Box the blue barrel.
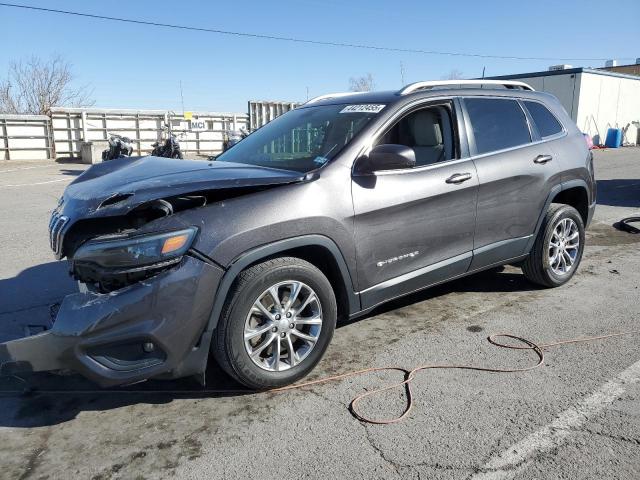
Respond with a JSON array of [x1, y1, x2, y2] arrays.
[[605, 128, 622, 148]]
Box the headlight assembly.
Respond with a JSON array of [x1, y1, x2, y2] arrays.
[[73, 227, 198, 272]]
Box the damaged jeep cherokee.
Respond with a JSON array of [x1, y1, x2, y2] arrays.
[[0, 80, 596, 389]]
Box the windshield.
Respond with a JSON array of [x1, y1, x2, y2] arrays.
[[216, 104, 385, 173]]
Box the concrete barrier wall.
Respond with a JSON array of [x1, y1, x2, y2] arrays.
[[0, 114, 52, 160], [51, 108, 249, 159]]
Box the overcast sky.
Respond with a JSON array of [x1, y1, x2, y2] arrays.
[[1, 0, 638, 113]]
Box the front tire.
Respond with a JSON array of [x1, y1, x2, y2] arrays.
[[212, 257, 337, 389], [522, 204, 585, 287]]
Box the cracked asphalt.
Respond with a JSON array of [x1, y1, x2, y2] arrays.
[[0, 149, 639, 479]]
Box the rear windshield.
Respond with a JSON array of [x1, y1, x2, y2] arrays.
[[216, 104, 384, 173]]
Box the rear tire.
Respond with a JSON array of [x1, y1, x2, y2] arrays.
[[212, 257, 337, 389], [522, 204, 585, 287]]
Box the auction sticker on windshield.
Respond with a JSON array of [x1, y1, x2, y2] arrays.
[[340, 104, 386, 114]]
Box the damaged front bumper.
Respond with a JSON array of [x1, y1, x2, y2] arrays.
[[0, 256, 223, 387]]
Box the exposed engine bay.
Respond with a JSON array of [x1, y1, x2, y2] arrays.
[[51, 156, 307, 292]]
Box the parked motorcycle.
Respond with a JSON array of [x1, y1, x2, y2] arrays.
[[151, 127, 184, 159], [223, 127, 250, 152], [101, 134, 134, 161]]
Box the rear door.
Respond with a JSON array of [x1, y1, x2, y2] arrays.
[[462, 97, 564, 269], [352, 99, 478, 309]]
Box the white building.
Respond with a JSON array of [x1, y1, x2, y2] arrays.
[[489, 67, 640, 145]]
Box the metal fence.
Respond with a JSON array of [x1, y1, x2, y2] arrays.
[[0, 114, 52, 160], [248, 101, 299, 131], [51, 108, 249, 158], [1, 100, 299, 161]]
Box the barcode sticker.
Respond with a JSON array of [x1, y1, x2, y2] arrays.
[[339, 104, 386, 114]]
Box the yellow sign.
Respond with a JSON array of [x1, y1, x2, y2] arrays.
[[183, 111, 193, 120]]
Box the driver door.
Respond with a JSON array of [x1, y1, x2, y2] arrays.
[[352, 100, 478, 309]]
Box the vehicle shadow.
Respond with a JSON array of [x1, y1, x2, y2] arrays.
[[55, 157, 87, 164], [0, 265, 537, 428], [596, 179, 640, 208], [58, 168, 85, 177], [0, 261, 77, 323]]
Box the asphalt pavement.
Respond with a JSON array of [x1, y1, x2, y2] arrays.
[[0, 149, 638, 480]]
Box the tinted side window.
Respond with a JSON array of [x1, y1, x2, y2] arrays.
[[465, 98, 531, 155], [523, 101, 563, 138]]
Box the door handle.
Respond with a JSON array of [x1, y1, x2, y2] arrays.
[[534, 154, 553, 164], [445, 173, 472, 184]]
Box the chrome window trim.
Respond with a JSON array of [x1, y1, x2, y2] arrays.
[[462, 95, 560, 158], [371, 156, 474, 176], [469, 131, 568, 161], [350, 94, 569, 176]]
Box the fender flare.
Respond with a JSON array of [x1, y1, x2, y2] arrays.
[[524, 179, 590, 253], [205, 235, 360, 334], [178, 235, 360, 379]]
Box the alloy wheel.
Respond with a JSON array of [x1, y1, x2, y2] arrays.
[[548, 217, 580, 275], [243, 281, 323, 372]]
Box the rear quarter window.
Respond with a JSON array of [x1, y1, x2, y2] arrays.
[[464, 98, 531, 155], [523, 101, 563, 138]]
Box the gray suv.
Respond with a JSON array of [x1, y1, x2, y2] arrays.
[[0, 80, 596, 389]]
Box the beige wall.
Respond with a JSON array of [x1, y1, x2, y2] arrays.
[[575, 73, 640, 145], [599, 64, 640, 77]]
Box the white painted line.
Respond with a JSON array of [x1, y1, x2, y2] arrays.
[[471, 358, 640, 480], [0, 178, 69, 188], [0, 164, 59, 174]]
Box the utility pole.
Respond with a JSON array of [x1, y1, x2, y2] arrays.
[[306, 86, 309, 102], [400, 62, 406, 86], [481, 66, 486, 79], [179, 80, 185, 115]]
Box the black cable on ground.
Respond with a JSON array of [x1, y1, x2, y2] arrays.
[[614, 216, 640, 234]]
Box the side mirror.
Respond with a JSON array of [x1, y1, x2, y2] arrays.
[[354, 144, 416, 174]]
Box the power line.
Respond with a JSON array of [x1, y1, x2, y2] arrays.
[[0, 2, 630, 62]]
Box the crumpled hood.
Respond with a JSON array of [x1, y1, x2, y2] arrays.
[[59, 156, 306, 219]]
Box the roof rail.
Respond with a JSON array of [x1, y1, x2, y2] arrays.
[[398, 80, 535, 95], [304, 91, 367, 105]]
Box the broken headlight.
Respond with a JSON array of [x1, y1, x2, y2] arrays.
[[74, 228, 197, 268], [72, 228, 198, 291]]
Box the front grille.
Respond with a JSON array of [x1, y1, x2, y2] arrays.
[[48, 212, 69, 257]]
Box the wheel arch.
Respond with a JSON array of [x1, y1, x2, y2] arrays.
[[525, 180, 590, 254], [551, 182, 589, 225], [176, 235, 359, 379], [207, 235, 359, 334]]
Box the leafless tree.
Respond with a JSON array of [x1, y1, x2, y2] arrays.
[[442, 69, 465, 80], [349, 73, 375, 92], [0, 55, 94, 115]]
